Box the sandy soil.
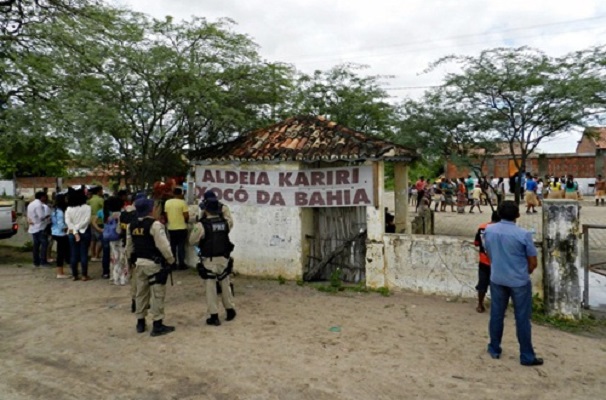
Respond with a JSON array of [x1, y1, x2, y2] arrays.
[[0, 264, 605, 400]]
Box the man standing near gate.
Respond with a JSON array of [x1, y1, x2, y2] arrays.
[[483, 200, 543, 366]]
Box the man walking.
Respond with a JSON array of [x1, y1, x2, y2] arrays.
[[484, 201, 543, 366], [27, 191, 51, 268], [164, 188, 189, 270], [126, 198, 176, 337]]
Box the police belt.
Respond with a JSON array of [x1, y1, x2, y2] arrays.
[[197, 258, 233, 281]]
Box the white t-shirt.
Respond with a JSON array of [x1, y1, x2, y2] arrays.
[[65, 205, 92, 234]]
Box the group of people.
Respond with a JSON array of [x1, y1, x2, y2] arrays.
[[26, 186, 238, 337], [410, 172, 600, 216], [411, 175, 506, 214]]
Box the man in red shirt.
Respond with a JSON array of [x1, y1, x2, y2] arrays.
[[474, 211, 501, 313], [415, 176, 426, 212]]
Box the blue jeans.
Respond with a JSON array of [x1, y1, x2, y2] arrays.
[[32, 230, 49, 266], [101, 238, 110, 276], [488, 281, 536, 364], [69, 229, 91, 277]]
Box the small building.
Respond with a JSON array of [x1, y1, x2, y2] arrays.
[[191, 115, 416, 284]]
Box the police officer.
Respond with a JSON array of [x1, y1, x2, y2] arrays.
[[197, 190, 236, 326], [126, 198, 176, 336]]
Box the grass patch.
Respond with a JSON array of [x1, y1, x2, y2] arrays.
[[309, 271, 391, 297], [532, 295, 606, 335]]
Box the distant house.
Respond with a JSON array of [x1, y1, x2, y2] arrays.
[[576, 127, 606, 155]]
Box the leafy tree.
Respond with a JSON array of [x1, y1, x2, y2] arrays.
[[423, 47, 594, 202], [290, 63, 397, 136], [0, 134, 70, 177], [23, 7, 289, 188]]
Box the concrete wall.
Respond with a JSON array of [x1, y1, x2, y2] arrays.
[[197, 162, 310, 280], [376, 234, 544, 299], [0, 180, 14, 196]]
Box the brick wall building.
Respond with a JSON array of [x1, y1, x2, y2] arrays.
[[446, 128, 606, 180]]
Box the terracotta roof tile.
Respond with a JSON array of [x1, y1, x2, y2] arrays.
[[193, 115, 417, 164]]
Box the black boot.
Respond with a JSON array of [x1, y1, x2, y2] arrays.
[[206, 314, 221, 326], [131, 299, 136, 313], [150, 320, 175, 337], [226, 308, 237, 321], [136, 318, 146, 333], [596, 199, 599, 206]]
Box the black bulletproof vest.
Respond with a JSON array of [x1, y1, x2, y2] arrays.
[[200, 216, 231, 258], [119, 210, 136, 242], [130, 218, 161, 260]]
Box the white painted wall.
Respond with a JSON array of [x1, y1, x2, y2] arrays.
[[379, 234, 544, 299], [229, 204, 305, 279], [0, 180, 14, 197], [195, 163, 307, 279]]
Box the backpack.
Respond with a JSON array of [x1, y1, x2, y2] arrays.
[[103, 215, 120, 241]]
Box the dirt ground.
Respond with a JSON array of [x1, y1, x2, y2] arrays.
[[0, 263, 605, 400]]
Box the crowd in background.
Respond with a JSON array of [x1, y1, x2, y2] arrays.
[[26, 186, 146, 282], [409, 172, 597, 215]]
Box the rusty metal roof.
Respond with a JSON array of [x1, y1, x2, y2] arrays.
[[193, 115, 417, 164]]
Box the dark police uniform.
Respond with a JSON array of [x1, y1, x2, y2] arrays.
[[125, 213, 175, 336]]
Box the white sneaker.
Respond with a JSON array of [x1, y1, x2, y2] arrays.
[[56, 274, 70, 279]]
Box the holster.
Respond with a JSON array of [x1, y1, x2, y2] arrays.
[[149, 268, 169, 286], [217, 258, 234, 281], [196, 263, 216, 280]]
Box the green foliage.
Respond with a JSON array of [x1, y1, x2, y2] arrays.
[[20, 241, 33, 253], [277, 275, 286, 285], [290, 63, 397, 137], [329, 268, 342, 288], [311, 274, 391, 296], [0, 134, 70, 177]]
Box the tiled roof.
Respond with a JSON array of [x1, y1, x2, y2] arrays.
[[193, 115, 417, 164], [585, 127, 606, 149]]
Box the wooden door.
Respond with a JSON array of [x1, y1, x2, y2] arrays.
[[305, 207, 367, 283]]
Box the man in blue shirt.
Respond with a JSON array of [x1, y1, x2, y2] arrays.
[[484, 200, 543, 366]]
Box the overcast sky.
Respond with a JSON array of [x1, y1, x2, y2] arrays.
[[119, 0, 606, 153]]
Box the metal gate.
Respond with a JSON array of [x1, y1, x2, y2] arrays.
[[582, 224, 606, 309], [305, 207, 367, 283]]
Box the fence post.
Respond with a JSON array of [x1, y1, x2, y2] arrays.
[[582, 225, 589, 309], [542, 200, 582, 319]]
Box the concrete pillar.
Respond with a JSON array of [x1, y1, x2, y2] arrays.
[[596, 149, 606, 177], [394, 163, 409, 233], [366, 161, 386, 288], [542, 200, 582, 319], [538, 154, 548, 178]]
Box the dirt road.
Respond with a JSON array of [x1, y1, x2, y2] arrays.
[[0, 264, 604, 400]]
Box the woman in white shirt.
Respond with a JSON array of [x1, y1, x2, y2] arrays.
[[65, 188, 92, 281]]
